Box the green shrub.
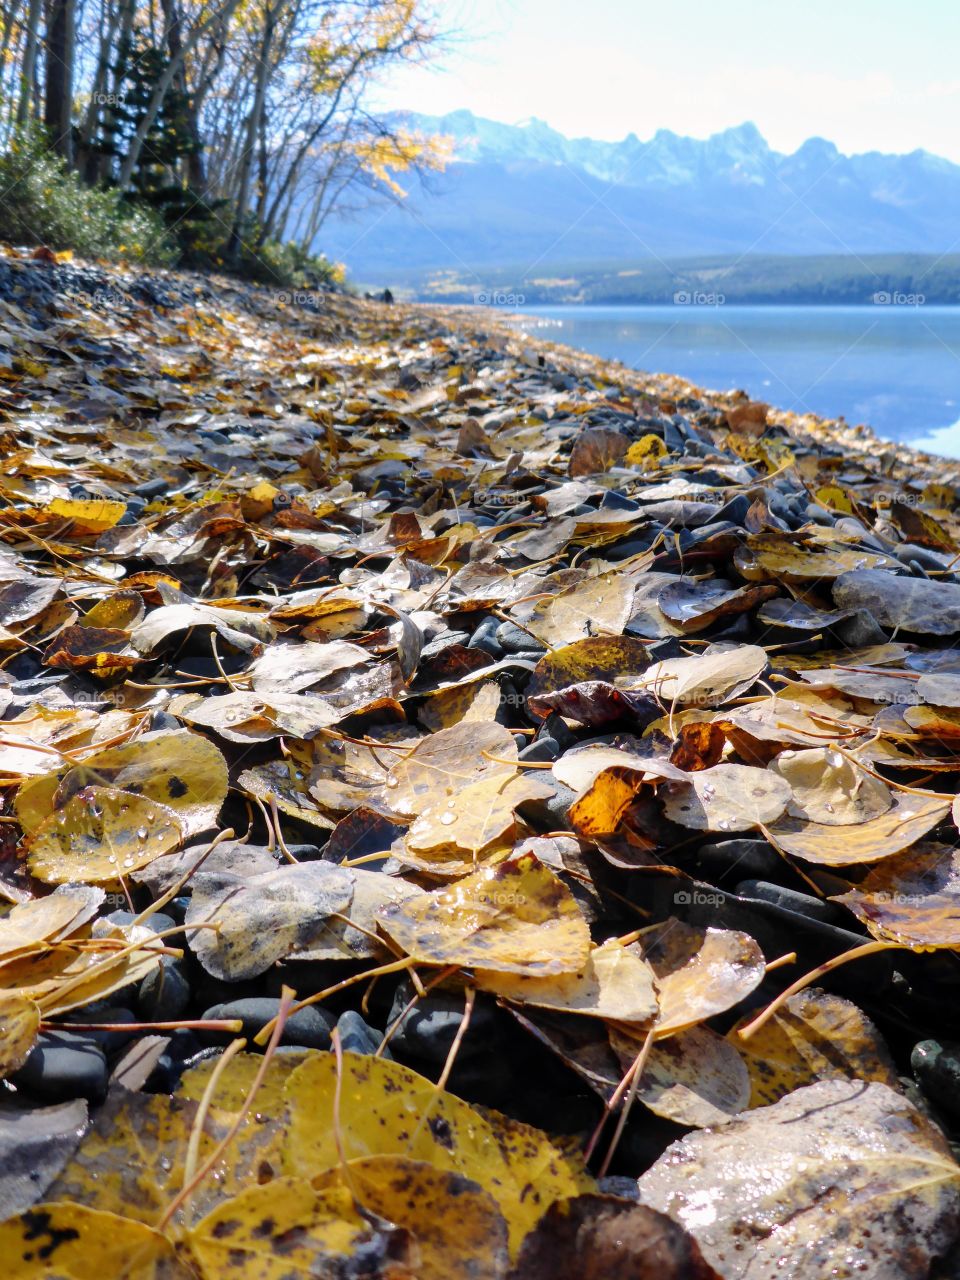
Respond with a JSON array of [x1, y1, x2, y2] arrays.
[[0, 130, 176, 265]]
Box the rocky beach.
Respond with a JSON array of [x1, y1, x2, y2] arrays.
[[1, 245, 960, 1276]]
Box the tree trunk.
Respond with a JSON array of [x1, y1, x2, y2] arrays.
[[225, 4, 273, 263], [42, 0, 74, 159], [16, 0, 41, 127]]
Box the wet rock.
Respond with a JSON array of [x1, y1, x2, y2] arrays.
[[201, 998, 334, 1049], [336, 1010, 386, 1056], [138, 955, 191, 1022], [387, 985, 499, 1065], [519, 736, 559, 763], [736, 880, 842, 924], [911, 1041, 960, 1120], [468, 615, 503, 657], [13, 1033, 108, 1103], [517, 777, 576, 830], [696, 838, 782, 883]]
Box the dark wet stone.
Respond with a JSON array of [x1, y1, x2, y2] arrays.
[[468, 615, 503, 657], [600, 490, 640, 512], [201, 998, 334, 1049], [138, 956, 191, 1021], [538, 712, 578, 752], [56, 1006, 137, 1053], [714, 493, 750, 525], [912, 1040, 960, 1120], [387, 986, 498, 1065], [337, 1010, 387, 1056], [519, 736, 559, 763], [134, 477, 169, 499], [496, 620, 538, 653], [13, 1033, 108, 1102], [835, 609, 888, 647], [805, 501, 835, 523], [696, 838, 782, 883], [736, 880, 842, 923], [517, 777, 576, 830]]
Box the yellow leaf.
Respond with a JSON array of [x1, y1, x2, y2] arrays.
[[283, 1050, 592, 1254], [0, 991, 39, 1076], [47, 497, 126, 534], [377, 852, 591, 976], [0, 1204, 183, 1279]]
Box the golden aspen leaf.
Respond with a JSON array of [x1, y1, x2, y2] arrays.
[[47, 1088, 284, 1229], [0, 1204, 184, 1279], [815, 484, 855, 514], [832, 843, 960, 946], [610, 1024, 750, 1127], [475, 938, 658, 1023], [16, 729, 228, 841], [22, 921, 165, 1016], [568, 428, 628, 476], [312, 1157, 509, 1280], [662, 763, 792, 831], [514, 573, 633, 647], [406, 771, 554, 858], [82, 589, 145, 630], [0, 885, 104, 962], [383, 720, 518, 818], [187, 1178, 374, 1280], [765, 792, 950, 866], [283, 1051, 592, 1255], [731, 988, 898, 1108], [625, 433, 668, 469], [377, 852, 591, 976], [568, 766, 645, 837], [639, 1081, 960, 1280], [639, 919, 766, 1037], [25, 787, 184, 884], [525, 636, 650, 706], [0, 992, 39, 1077], [640, 644, 767, 708], [769, 746, 892, 825], [177, 1050, 309, 1114], [47, 498, 127, 534], [419, 679, 502, 731]]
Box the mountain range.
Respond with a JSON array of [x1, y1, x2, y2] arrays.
[[318, 111, 960, 293]]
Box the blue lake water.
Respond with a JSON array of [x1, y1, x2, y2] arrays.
[[517, 305, 960, 458]]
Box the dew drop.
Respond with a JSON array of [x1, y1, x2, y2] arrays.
[[439, 811, 456, 826], [718, 819, 731, 831], [386, 775, 399, 788], [824, 801, 835, 813], [137, 827, 148, 840]]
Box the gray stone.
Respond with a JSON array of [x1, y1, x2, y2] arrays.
[[13, 1033, 108, 1102], [202, 998, 334, 1049]]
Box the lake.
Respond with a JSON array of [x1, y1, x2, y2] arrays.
[[517, 304, 960, 458]]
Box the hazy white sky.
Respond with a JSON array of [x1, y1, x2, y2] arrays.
[[376, 0, 960, 160]]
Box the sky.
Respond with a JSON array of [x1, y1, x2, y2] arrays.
[[376, 0, 960, 161]]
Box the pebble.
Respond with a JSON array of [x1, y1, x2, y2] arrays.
[[912, 1040, 960, 1120], [336, 1010, 388, 1056], [496, 620, 538, 653], [519, 736, 559, 763], [835, 609, 889, 647], [201, 998, 335, 1049], [138, 956, 191, 1021], [387, 986, 498, 1065], [517, 777, 576, 830], [468, 615, 503, 657], [696, 838, 783, 883], [13, 1032, 108, 1102], [736, 879, 842, 924]]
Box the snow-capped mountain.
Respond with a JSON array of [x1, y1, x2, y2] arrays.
[[317, 111, 960, 282]]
